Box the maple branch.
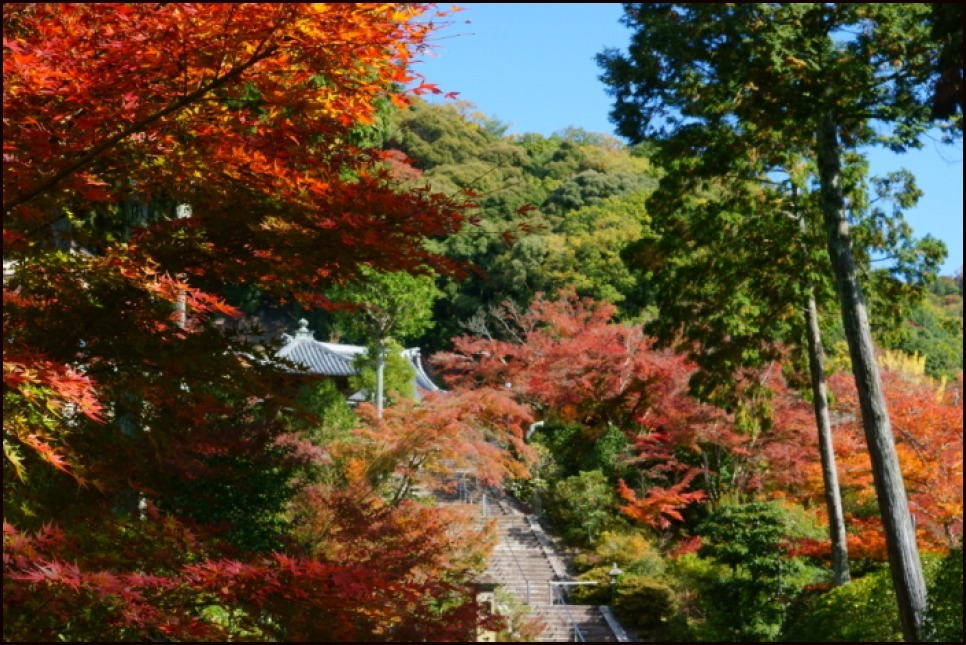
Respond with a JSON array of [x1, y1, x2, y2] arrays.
[[210, 4, 242, 88], [3, 42, 282, 216]]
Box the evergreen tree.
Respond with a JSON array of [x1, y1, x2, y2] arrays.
[[599, 5, 960, 639]]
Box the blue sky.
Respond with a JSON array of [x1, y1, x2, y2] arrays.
[[411, 3, 963, 276]]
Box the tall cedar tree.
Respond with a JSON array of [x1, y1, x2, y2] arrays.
[[599, 4, 961, 639], [623, 166, 855, 584]]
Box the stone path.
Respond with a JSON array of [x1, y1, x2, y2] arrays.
[[438, 481, 627, 642]]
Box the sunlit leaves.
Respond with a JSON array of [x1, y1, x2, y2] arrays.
[[2, 3, 490, 640], [830, 369, 964, 553]]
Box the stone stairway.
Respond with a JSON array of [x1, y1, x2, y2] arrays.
[[532, 605, 618, 642], [473, 491, 625, 642], [482, 498, 556, 607]]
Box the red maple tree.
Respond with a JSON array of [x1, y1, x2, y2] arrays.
[[3, 4, 494, 640], [435, 293, 816, 529], [792, 367, 962, 567]]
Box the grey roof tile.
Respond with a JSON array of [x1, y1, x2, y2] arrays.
[[276, 319, 442, 392], [277, 340, 356, 376]]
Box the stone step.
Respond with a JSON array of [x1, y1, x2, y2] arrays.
[[495, 585, 554, 607], [486, 561, 555, 573], [530, 605, 618, 643], [429, 483, 624, 642], [494, 545, 543, 555], [486, 561, 555, 571], [484, 571, 556, 589], [496, 531, 540, 539], [485, 557, 556, 577]]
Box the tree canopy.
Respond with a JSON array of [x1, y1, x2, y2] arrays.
[[599, 4, 960, 640], [2, 4, 498, 640], [4, 4, 961, 641]]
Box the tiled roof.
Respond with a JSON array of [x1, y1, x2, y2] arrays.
[[404, 347, 441, 393], [276, 320, 441, 395], [275, 319, 357, 376], [277, 339, 356, 376]]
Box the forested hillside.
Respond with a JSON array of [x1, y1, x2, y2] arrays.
[[3, 3, 961, 642]]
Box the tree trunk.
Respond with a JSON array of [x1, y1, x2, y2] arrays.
[[816, 113, 927, 641], [795, 196, 851, 586], [804, 290, 850, 585], [375, 341, 385, 419]]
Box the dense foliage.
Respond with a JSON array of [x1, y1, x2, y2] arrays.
[[2, 4, 501, 641], [4, 3, 961, 642], [599, 3, 960, 640]]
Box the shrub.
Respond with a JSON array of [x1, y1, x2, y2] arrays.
[[690, 501, 821, 642], [613, 575, 679, 639], [781, 565, 902, 642], [927, 546, 963, 642], [783, 548, 961, 642], [573, 530, 666, 577], [547, 470, 625, 546], [568, 566, 612, 605]]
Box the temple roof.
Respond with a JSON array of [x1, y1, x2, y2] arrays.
[[276, 320, 357, 376], [276, 319, 441, 395], [404, 347, 441, 394]]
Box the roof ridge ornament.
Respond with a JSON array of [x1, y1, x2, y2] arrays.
[[295, 318, 313, 339]]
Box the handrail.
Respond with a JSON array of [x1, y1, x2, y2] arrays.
[[549, 580, 602, 587], [455, 477, 624, 642], [490, 494, 533, 605], [459, 476, 535, 606], [549, 582, 586, 642]]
